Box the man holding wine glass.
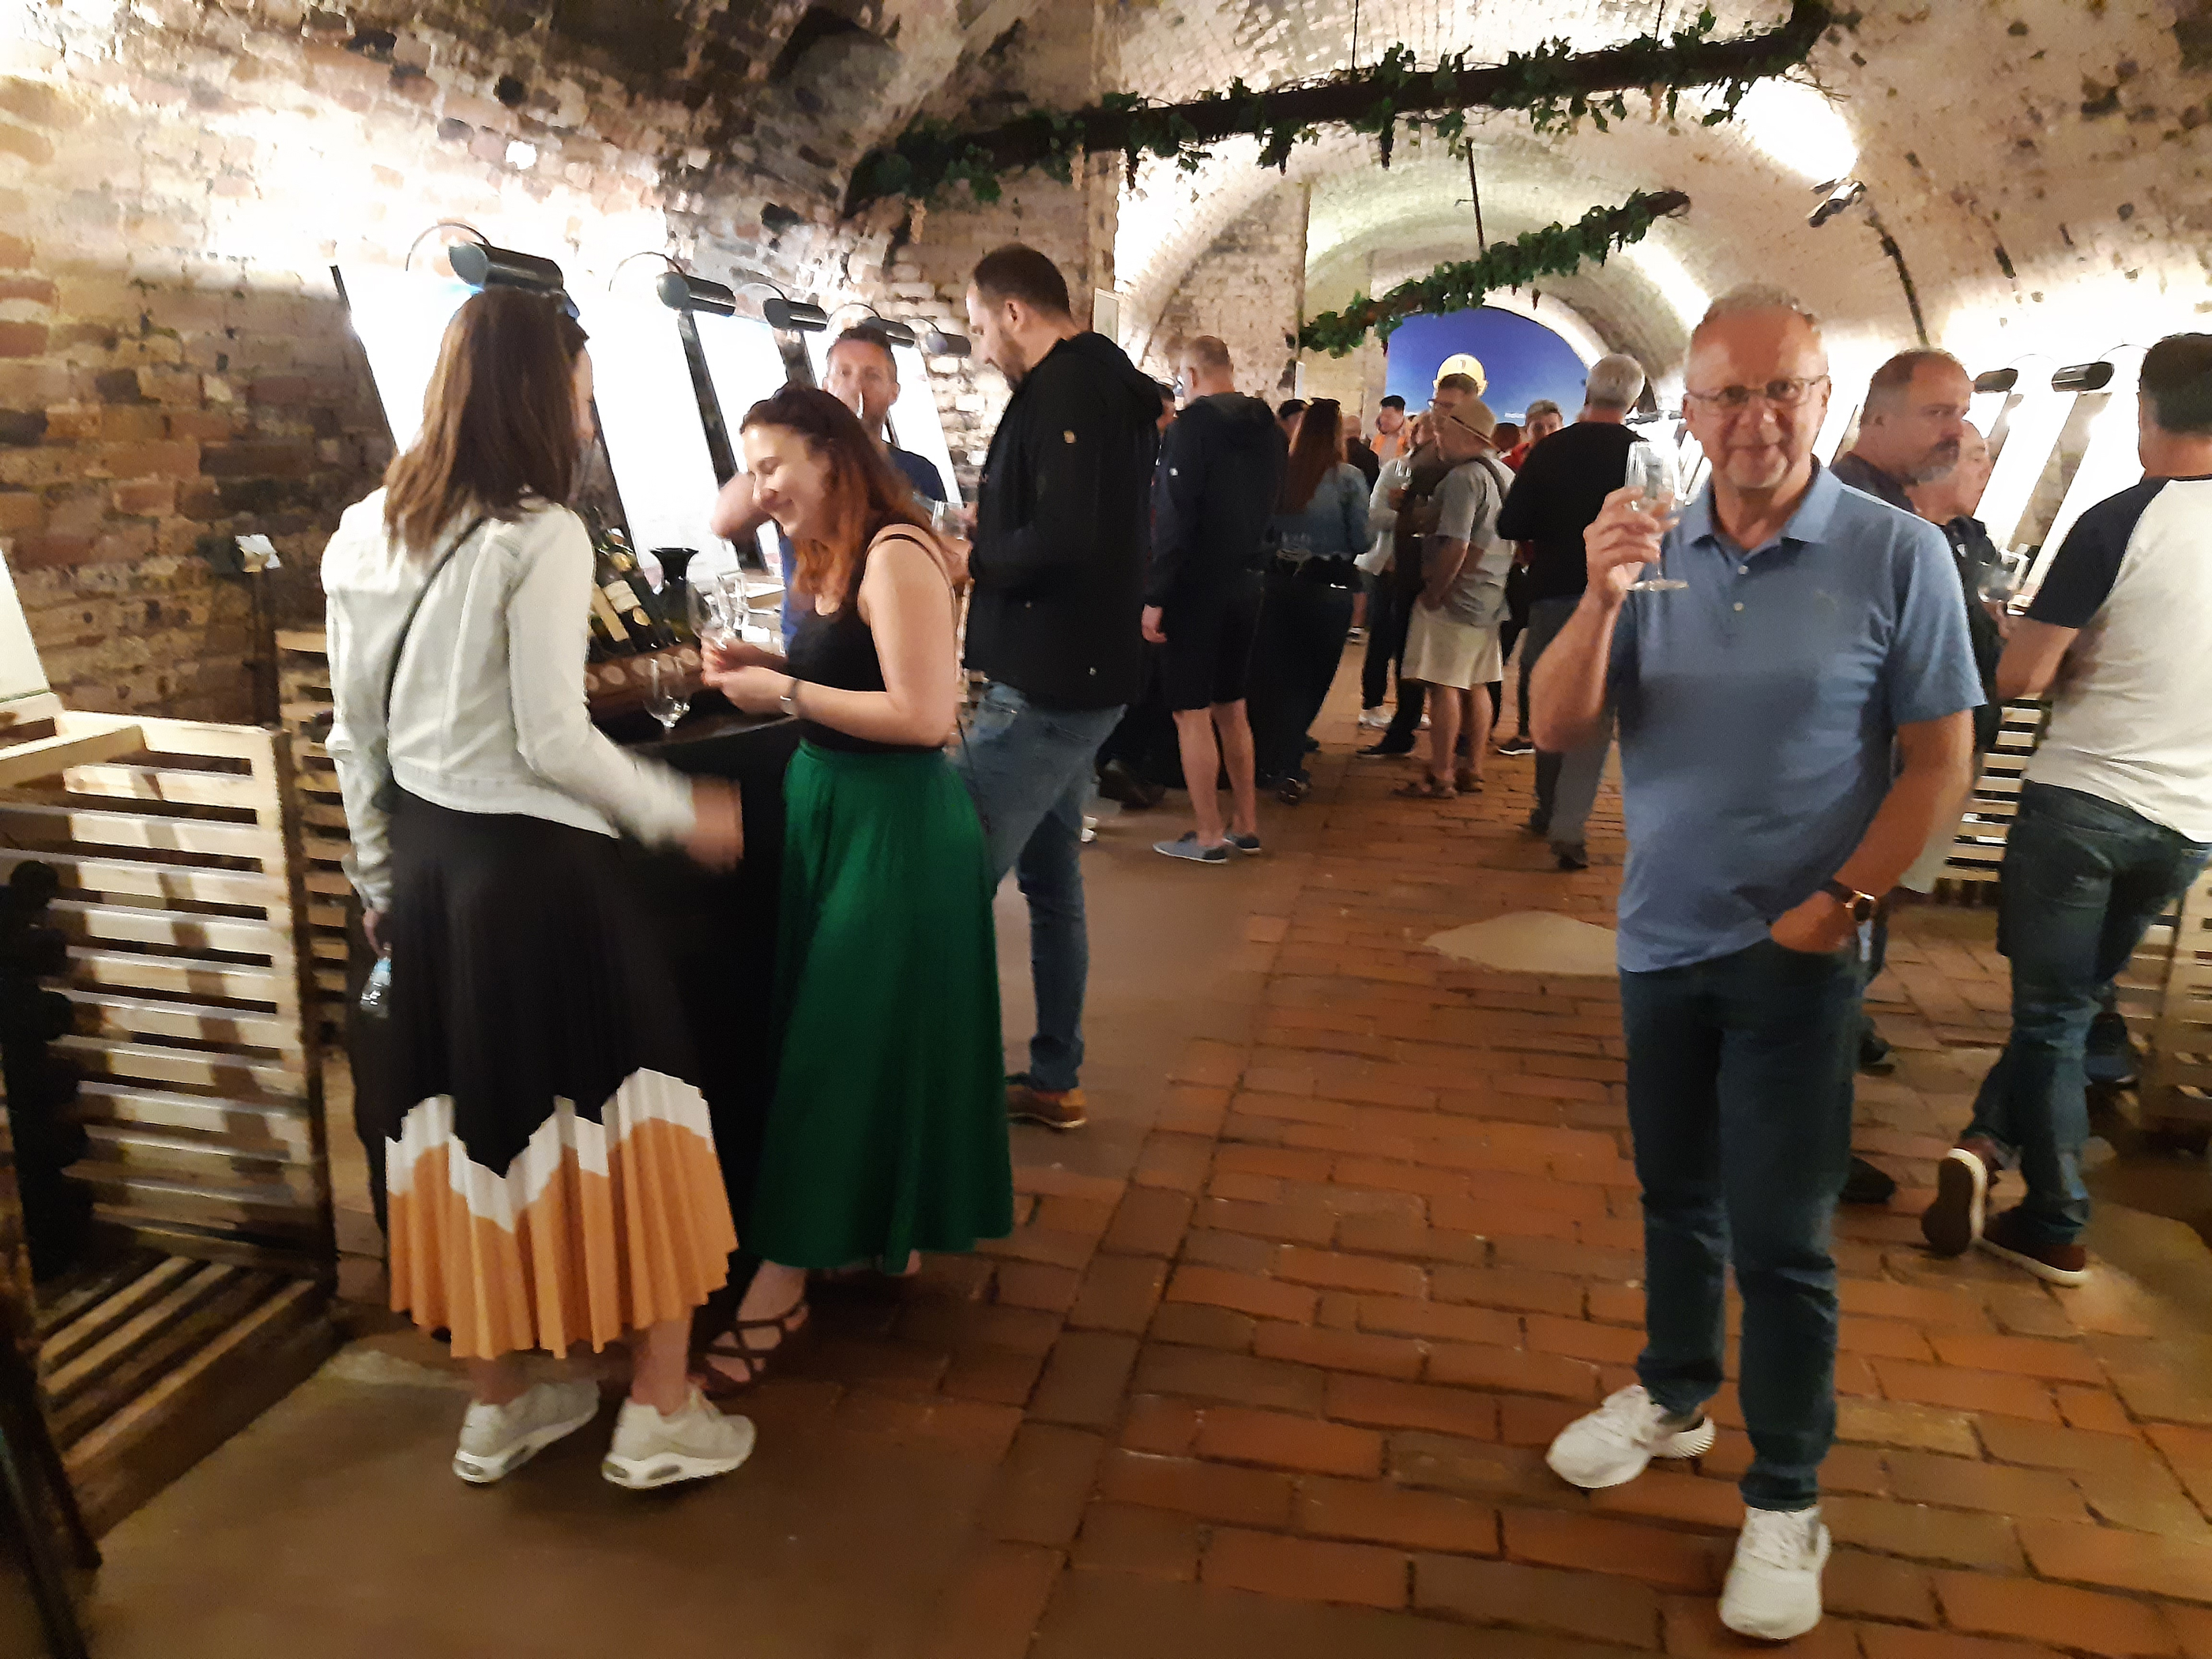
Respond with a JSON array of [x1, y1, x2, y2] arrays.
[[1529, 285, 1981, 1642]]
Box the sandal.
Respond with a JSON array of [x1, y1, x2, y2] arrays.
[[1454, 770, 1484, 794], [695, 1296, 811, 1399], [1393, 775, 1457, 801]]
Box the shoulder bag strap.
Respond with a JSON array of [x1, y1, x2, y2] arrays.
[[381, 514, 488, 732]]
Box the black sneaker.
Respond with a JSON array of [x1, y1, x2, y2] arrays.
[[1841, 1155, 1898, 1206], [1357, 740, 1414, 758], [1524, 811, 1552, 838], [1553, 843, 1589, 871], [1226, 831, 1262, 855], [1858, 1028, 1896, 1075], [1495, 734, 1534, 756]]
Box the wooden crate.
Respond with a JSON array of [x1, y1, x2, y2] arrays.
[[276, 629, 349, 1040], [2140, 864, 2212, 1134], [1930, 701, 2047, 899], [0, 706, 337, 1532]]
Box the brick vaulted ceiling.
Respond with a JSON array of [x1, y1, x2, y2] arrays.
[[1097, 0, 2212, 378]]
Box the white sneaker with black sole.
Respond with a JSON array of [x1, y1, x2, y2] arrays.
[[602, 1390, 758, 1490], [1545, 1383, 1716, 1489], [453, 1379, 602, 1485], [1721, 1505, 1831, 1640]]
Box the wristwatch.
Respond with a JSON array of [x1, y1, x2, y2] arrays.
[[1820, 878, 1883, 924], [779, 677, 800, 717]]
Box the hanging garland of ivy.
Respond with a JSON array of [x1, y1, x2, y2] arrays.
[[845, 3, 1837, 211], [1299, 189, 1691, 357]]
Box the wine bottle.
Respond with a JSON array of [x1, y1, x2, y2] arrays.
[[588, 580, 636, 657], [597, 529, 675, 649]]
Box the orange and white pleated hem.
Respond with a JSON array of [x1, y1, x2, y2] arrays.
[[384, 1069, 735, 1361]]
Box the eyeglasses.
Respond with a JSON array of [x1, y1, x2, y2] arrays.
[[1683, 375, 1830, 412]]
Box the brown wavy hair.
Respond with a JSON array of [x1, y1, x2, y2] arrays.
[[382, 288, 589, 555], [1279, 397, 1344, 513], [739, 386, 932, 604]]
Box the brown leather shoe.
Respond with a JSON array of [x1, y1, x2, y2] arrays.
[[1977, 1206, 2088, 1287], [1920, 1136, 2003, 1257], [1007, 1080, 1087, 1131]]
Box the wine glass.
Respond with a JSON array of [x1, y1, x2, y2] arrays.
[[645, 656, 690, 736], [1624, 443, 1687, 592], [687, 574, 739, 655]]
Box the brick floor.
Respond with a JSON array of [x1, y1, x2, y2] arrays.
[[755, 703, 2212, 1657]]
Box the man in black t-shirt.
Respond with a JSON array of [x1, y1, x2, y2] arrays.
[[1494, 353, 1647, 869]]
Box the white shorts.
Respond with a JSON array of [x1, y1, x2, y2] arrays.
[[1403, 607, 1503, 690]]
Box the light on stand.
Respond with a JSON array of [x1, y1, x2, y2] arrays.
[[448, 241, 566, 292], [1973, 368, 2019, 394], [2051, 360, 2115, 393], [655, 270, 739, 315]]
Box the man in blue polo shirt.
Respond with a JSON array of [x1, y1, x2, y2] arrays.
[[1530, 286, 1981, 1642]]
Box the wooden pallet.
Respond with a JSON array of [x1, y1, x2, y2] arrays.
[[0, 705, 336, 1533], [2140, 864, 2212, 1134], [276, 630, 348, 1040]]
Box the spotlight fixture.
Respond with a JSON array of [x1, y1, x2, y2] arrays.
[[448, 241, 566, 292], [762, 296, 830, 333], [1807, 178, 1866, 230], [1972, 368, 2019, 394], [655, 269, 738, 315], [729, 279, 829, 333], [923, 328, 972, 358], [2051, 360, 2115, 393], [826, 302, 918, 347]]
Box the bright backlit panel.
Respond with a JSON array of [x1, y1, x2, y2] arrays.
[[691, 312, 793, 577], [568, 288, 722, 562], [335, 263, 474, 453]]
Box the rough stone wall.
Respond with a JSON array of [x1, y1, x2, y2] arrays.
[[1138, 181, 1308, 405], [0, 0, 1095, 718]]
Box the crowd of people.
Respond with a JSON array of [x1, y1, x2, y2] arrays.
[[323, 240, 2211, 1642]]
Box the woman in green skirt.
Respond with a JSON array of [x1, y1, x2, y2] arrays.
[[701, 386, 1010, 1384]]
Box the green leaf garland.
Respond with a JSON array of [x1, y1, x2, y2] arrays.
[[1297, 189, 1691, 357]]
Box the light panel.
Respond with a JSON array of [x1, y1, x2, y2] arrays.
[[690, 310, 796, 579], [568, 287, 724, 565], [335, 262, 475, 453]]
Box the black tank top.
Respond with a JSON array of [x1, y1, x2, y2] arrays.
[[785, 529, 943, 755]]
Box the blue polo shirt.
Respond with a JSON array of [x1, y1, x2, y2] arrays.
[[1607, 462, 1982, 973]]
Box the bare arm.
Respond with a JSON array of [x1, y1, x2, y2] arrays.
[[709, 472, 771, 543], [1770, 711, 1975, 954], [708, 533, 961, 747], [1529, 486, 1657, 750], [1995, 618, 2075, 702]]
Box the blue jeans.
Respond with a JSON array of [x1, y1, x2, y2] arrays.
[[1621, 937, 1864, 1511], [1966, 783, 2211, 1246], [955, 683, 1124, 1093]]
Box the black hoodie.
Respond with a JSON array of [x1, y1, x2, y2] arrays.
[[1147, 392, 1288, 608], [969, 332, 1162, 709]]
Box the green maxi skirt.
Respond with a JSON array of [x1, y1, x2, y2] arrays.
[[746, 741, 1013, 1269]]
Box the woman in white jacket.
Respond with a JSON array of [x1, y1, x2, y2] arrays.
[[325, 287, 750, 1492]]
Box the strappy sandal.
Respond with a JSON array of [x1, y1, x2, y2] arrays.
[[1393, 775, 1457, 800], [694, 1296, 811, 1399]]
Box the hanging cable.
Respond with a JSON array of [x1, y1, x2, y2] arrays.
[[1465, 144, 1488, 255]]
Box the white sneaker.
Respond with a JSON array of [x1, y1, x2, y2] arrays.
[[1358, 708, 1390, 729], [1545, 1384, 1717, 1489], [601, 1390, 758, 1490], [1721, 1506, 1831, 1640], [452, 1379, 601, 1484]]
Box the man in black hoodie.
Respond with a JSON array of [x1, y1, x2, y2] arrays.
[[961, 243, 1163, 1133], [1143, 334, 1286, 863]]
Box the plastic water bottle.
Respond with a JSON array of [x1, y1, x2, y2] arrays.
[[359, 954, 392, 1018]]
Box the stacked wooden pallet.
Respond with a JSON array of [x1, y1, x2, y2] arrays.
[[275, 630, 350, 1039], [0, 705, 337, 1532], [2141, 867, 2212, 1135]]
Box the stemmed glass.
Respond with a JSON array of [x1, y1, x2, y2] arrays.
[[1624, 443, 1687, 592], [645, 656, 690, 736], [687, 573, 740, 654]]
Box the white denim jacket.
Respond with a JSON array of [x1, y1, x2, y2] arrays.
[[322, 492, 696, 911]]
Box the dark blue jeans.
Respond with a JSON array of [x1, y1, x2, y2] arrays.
[[1621, 937, 1863, 1511], [955, 683, 1125, 1093], [1967, 783, 2211, 1246]]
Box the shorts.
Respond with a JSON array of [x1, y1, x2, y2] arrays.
[[1402, 605, 1503, 690], [1161, 573, 1262, 712]]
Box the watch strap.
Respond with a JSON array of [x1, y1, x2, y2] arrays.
[[1820, 878, 1880, 920]]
